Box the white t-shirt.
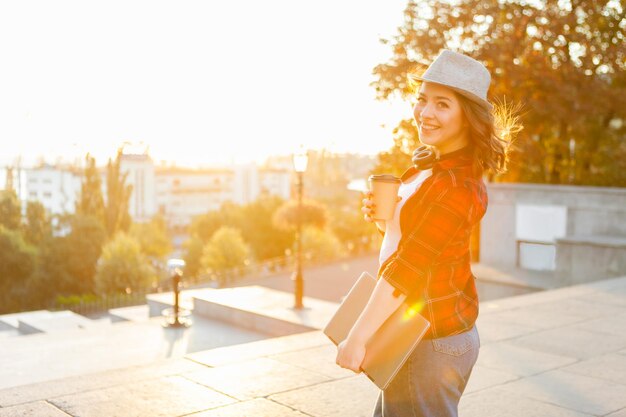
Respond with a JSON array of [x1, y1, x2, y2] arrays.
[[378, 169, 433, 266]]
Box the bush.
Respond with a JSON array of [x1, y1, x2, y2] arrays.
[[301, 226, 346, 262], [201, 227, 251, 283], [95, 232, 156, 294]]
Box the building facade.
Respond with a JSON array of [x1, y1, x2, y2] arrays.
[[12, 154, 291, 227]]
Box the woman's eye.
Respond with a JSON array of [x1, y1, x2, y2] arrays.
[[437, 102, 448, 109]]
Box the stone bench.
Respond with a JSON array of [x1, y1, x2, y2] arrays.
[[555, 234, 626, 285]]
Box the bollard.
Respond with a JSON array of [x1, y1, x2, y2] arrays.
[[163, 259, 191, 328]]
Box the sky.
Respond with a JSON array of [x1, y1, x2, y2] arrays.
[[0, 0, 412, 168]]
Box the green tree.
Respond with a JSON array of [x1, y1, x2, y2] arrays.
[[76, 153, 105, 222], [104, 149, 132, 238], [328, 204, 379, 254], [0, 190, 21, 231], [371, 119, 419, 177], [95, 232, 156, 294], [273, 199, 328, 231], [23, 201, 51, 246], [188, 197, 294, 262], [130, 215, 172, 260], [239, 196, 294, 260], [0, 226, 37, 313], [301, 226, 346, 262], [182, 236, 204, 279], [189, 201, 245, 242], [200, 226, 250, 281], [37, 214, 106, 296], [372, 0, 626, 186]]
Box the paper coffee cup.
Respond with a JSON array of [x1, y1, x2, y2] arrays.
[[368, 174, 401, 221]]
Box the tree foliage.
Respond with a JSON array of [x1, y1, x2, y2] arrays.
[[76, 153, 105, 221], [95, 232, 155, 294], [371, 119, 419, 177], [188, 196, 294, 262], [0, 226, 37, 290], [301, 226, 346, 262], [273, 199, 328, 231], [0, 190, 21, 231], [36, 214, 106, 296], [104, 149, 133, 237], [373, 0, 626, 186], [182, 236, 204, 279], [23, 201, 51, 246], [200, 226, 250, 277], [130, 215, 172, 260], [0, 226, 37, 314]]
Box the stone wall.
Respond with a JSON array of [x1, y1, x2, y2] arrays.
[[480, 182, 626, 283]]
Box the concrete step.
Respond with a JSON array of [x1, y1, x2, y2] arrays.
[[108, 305, 151, 323], [17, 310, 110, 335], [0, 313, 269, 389], [192, 286, 338, 337]]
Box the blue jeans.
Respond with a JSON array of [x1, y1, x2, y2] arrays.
[[372, 326, 480, 417]]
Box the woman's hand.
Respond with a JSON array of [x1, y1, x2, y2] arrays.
[[361, 191, 376, 223], [336, 337, 366, 373], [361, 191, 401, 229]]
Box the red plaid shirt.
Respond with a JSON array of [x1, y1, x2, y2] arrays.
[[378, 146, 488, 338]]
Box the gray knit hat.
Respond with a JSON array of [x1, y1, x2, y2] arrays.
[[410, 50, 493, 111]]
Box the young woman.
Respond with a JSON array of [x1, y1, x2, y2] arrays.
[[335, 50, 519, 416]]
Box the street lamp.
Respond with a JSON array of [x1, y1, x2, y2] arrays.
[[292, 149, 308, 309]]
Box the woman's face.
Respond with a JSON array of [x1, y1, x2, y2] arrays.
[[413, 82, 470, 155]]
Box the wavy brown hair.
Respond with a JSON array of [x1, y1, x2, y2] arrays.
[[455, 94, 523, 177]]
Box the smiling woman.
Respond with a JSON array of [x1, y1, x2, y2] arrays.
[[338, 50, 522, 417]]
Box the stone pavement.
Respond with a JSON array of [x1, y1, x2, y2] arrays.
[[1, 276, 626, 416]]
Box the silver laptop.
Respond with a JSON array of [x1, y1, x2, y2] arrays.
[[324, 271, 431, 390]]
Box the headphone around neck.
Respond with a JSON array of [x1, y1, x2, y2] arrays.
[[412, 145, 440, 170]]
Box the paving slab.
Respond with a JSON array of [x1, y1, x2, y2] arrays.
[[565, 312, 626, 335], [0, 315, 266, 389], [183, 357, 331, 400], [0, 401, 69, 417], [188, 398, 308, 416], [560, 353, 626, 385], [476, 342, 577, 377], [459, 387, 593, 417], [480, 298, 621, 331], [186, 330, 328, 367], [474, 315, 539, 345], [0, 358, 208, 407], [478, 285, 596, 315], [269, 344, 355, 379], [497, 369, 626, 416], [571, 290, 626, 307], [49, 375, 235, 417], [269, 376, 379, 417], [511, 324, 626, 360], [607, 407, 626, 417], [463, 365, 519, 394]]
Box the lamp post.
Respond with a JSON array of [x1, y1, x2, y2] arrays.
[[292, 149, 308, 309]]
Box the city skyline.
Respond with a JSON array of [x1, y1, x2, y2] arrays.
[[0, 0, 411, 169]]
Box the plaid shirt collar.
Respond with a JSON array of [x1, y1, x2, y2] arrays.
[[400, 145, 474, 182]]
